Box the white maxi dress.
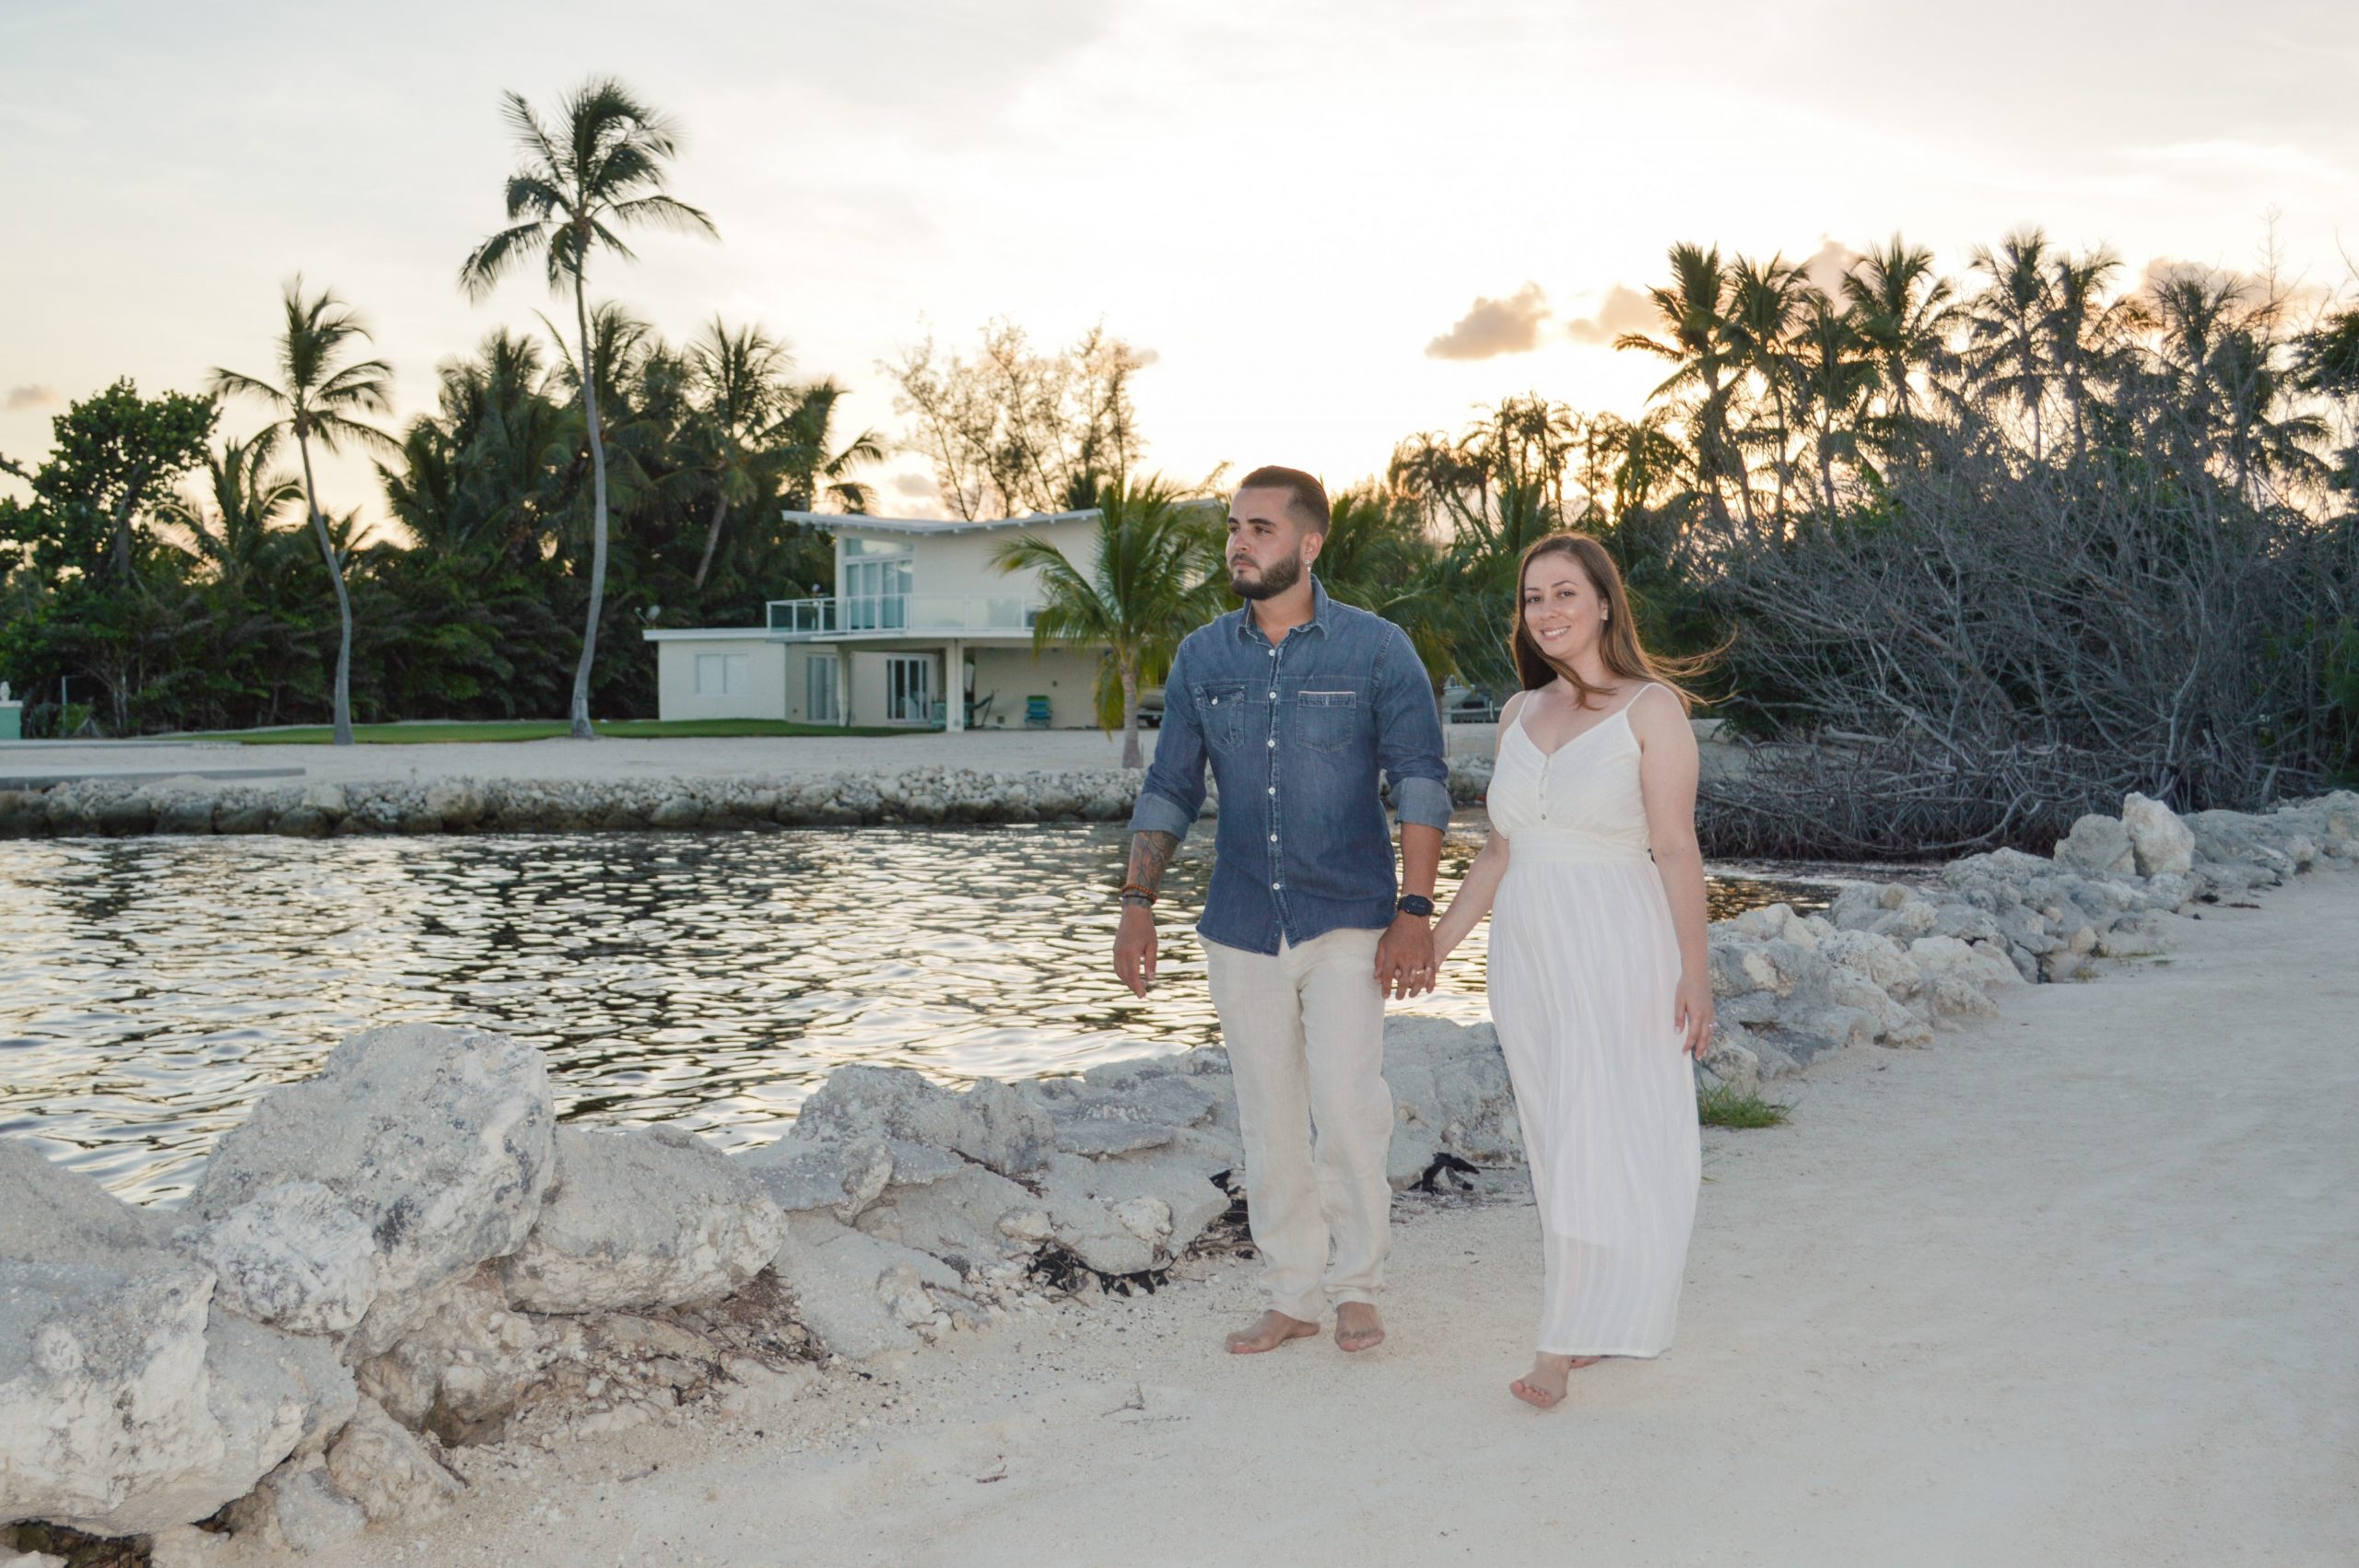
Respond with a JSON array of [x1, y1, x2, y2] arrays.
[[1485, 685, 1701, 1357]]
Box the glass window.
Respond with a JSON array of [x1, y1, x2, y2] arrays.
[[695, 653, 749, 696]]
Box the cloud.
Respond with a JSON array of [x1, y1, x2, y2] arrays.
[[890, 472, 939, 498], [1797, 238, 1861, 299], [1425, 284, 1552, 360], [6, 384, 63, 413], [1563, 285, 1657, 346]]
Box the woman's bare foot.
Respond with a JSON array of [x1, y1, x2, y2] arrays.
[[1225, 1310, 1320, 1354], [1334, 1302, 1386, 1353], [1509, 1352, 1601, 1409]]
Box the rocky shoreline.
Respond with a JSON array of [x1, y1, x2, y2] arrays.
[[3, 788, 2353, 1564], [0, 761, 1501, 839]]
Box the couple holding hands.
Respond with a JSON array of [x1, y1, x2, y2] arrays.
[[1110, 466, 1711, 1410]]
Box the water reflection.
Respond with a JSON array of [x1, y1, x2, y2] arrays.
[[0, 826, 1828, 1205]]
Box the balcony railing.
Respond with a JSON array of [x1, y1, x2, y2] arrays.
[[765, 594, 1042, 638]]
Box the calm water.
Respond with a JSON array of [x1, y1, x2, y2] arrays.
[[0, 827, 1830, 1205]]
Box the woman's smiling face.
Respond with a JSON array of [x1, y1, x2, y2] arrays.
[[1520, 549, 1603, 663]]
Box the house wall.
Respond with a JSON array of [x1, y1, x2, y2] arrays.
[[653, 637, 788, 721], [968, 645, 1105, 730], [783, 647, 842, 724], [831, 517, 1104, 605]]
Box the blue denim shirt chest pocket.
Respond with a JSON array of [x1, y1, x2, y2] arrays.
[[1196, 681, 1251, 751], [1290, 681, 1364, 753]]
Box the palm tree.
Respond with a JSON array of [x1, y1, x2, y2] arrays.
[[685, 318, 793, 590], [1965, 228, 2059, 459], [459, 77, 715, 739], [990, 476, 1221, 768], [209, 279, 395, 745], [1841, 236, 1956, 434], [1618, 243, 1752, 539], [166, 430, 307, 578], [1790, 294, 1882, 512], [1720, 256, 1814, 527], [775, 378, 884, 516]]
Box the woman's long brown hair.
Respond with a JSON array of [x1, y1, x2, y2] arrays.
[[1508, 532, 1708, 713]]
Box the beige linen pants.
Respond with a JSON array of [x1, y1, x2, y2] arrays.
[[1203, 926, 1393, 1323]]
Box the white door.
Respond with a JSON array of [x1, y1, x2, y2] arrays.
[[886, 655, 933, 724], [805, 655, 839, 725]]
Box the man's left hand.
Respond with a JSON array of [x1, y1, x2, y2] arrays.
[[1375, 912, 1438, 1000]]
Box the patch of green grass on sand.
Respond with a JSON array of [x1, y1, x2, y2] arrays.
[[1697, 1083, 1791, 1129]]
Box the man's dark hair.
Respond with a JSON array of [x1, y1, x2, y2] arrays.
[[1236, 465, 1331, 536]]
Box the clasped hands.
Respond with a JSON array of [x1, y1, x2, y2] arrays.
[[1375, 910, 1441, 1000]]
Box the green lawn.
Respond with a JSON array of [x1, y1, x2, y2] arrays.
[[182, 719, 913, 744]]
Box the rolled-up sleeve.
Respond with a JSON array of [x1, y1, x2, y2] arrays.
[[1128, 642, 1206, 839], [1374, 626, 1452, 830]]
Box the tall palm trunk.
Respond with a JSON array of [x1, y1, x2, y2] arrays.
[[295, 428, 356, 746], [693, 490, 729, 591], [569, 265, 609, 741], [1120, 658, 1142, 771]]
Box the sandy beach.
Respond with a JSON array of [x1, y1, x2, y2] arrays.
[[205, 872, 2359, 1568]]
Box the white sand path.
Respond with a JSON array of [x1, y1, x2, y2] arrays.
[[246, 875, 2358, 1568]]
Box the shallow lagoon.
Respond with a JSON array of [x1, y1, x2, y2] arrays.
[[0, 825, 1832, 1203]]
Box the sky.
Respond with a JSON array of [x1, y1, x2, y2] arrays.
[[4, 0, 2356, 525]]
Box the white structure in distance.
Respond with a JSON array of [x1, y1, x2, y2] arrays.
[[642, 510, 1110, 731]]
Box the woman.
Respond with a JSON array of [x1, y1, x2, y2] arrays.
[[1432, 532, 1714, 1410]]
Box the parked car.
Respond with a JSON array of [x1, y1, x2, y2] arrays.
[[1440, 679, 1500, 724], [1137, 687, 1165, 729]]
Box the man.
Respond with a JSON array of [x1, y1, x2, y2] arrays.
[[1114, 465, 1450, 1356]]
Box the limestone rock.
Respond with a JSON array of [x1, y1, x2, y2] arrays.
[[352, 1265, 546, 1443], [855, 1160, 1038, 1265], [423, 780, 484, 829], [323, 1396, 460, 1525], [186, 1179, 382, 1334], [768, 1212, 965, 1361], [500, 1126, 785, 1315], [1, 1255, 356, 1537], [790, 1065, 1053, 1176], [2053, 814, 2136, 876], [1699, 1024, 1762, 1094], [736, 1136, 897, 1220], [1382, 1016, 1522, 1175], [187, 1024, 556, 1356], [1039, 1150, 1229, 1276], [0, 1138, 167, 1266], [2120, 793, 2195, 877]]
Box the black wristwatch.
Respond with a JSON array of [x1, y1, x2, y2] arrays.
[[1396, 895, 1436, 919]]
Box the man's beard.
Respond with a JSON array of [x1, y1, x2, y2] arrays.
[[1229, 549, 1304, 601]]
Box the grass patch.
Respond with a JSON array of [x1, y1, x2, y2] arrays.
[[180, 719, 911, 743], [1697, 1084, 1790, 1129]]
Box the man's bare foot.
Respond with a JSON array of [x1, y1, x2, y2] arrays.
[[1226, 1310, 1320, 1355], [1334, 1302, 1386, 1353], [1509, 1352, 1601, 1409]]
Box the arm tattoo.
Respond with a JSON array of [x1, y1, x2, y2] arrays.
[[1126, 831, 1179, 895]]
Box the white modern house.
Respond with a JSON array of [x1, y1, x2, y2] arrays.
[[642, 509, 1110, 730]]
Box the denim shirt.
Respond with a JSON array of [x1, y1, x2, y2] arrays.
[[1129, 578, 1452, 955]]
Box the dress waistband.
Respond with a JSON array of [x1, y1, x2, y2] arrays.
[[1508, 834, 1652, 865]]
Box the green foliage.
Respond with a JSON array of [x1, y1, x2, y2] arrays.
[[1697, 1084, 1790, 1129], [0, 380, 217, 586], [991, 475, 1223, 764]]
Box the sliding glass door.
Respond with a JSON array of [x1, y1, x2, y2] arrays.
[[886, 654, 933, 725]]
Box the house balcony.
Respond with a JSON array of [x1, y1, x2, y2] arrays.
[[764, 594, 1044, 640]]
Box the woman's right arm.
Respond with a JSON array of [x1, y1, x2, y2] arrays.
[[1432, 693, 1522, 961]]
